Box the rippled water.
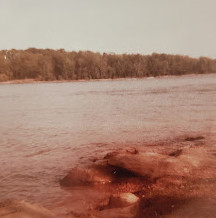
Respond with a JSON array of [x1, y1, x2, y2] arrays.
[[0, 74, 216, 210]]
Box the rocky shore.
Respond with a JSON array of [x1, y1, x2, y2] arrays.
[[1, 136, 215, 218]]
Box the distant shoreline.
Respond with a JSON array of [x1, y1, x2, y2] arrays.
[[1, 49, 216, 84], [0, 73, 213, 85]]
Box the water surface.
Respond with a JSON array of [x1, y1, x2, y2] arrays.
[[0, 74, 216, 209]]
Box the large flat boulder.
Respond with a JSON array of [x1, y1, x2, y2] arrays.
[[106, 147, 209, 179], [61, 146, 213, 188]]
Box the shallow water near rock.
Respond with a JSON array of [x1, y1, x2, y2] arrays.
[[0, 74, 216, 216]]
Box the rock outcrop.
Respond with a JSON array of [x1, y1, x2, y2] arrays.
[[106, 147, 207, 179], [60, 141, 216, 218], [2, 137, 215, 218], [61, 146, 210, 187]]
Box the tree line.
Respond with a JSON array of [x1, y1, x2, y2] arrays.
[[0, 48, 216, 82]]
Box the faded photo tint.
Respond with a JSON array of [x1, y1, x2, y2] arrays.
[[0, 1, 216, 218]]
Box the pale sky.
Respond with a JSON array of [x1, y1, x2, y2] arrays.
[[0, 0, 216, 58]]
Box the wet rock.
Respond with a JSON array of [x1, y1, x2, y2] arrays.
[[96, 193, 139, 210], [107, 148, 205, 179], [62, 147, 208, 187], [108, 193, 139, 208], [62, 192, 139, 218], [107, 151, 166, 178], [0, 200, 56, 218], [95, 193, 140, 218], [60, 144, 216, 217], [60, 166, 113, 186], [137, 195, 192, 218]]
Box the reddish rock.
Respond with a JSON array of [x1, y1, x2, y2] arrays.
[[108, 193, 139, 208], [60, 167, 113, 186], [107, 147, 207, 179]]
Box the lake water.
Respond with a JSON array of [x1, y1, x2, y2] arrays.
[[0, 74, 216, 212]]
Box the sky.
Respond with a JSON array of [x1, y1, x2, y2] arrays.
[[0, 0, 216, 58]]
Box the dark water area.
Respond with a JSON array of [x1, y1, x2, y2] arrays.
[[0, 74, 216, 212]]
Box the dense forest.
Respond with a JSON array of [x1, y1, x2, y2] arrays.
[[0, 48, 216, 82]]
